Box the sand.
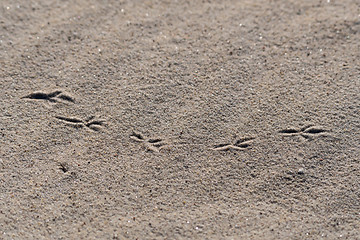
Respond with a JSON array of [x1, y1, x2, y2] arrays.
[[0, 0, 359, 239]]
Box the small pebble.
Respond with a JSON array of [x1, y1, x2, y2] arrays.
[[298, 168, 305, 175]]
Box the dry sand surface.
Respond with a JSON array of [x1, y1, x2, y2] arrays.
[[1, 0, 359, 239]]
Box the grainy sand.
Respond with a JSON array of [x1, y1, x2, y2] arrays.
[[1, 0, 359, 239]]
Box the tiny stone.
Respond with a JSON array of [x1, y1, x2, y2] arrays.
[[298, 168, 305, 175]]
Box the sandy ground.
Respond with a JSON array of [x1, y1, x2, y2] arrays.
[[0, 0, 359, 239]]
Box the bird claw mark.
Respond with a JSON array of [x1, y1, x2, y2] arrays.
[[213, 137, 254, 151], [22, 90, 75, 103], [279, 125, 328, 139], [130, 132, 167, 152], [56, 116, 105, 131]]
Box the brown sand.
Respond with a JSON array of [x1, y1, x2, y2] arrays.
[[0, 0, 359, 239]]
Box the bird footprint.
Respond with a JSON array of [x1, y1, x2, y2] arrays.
[[130, 132, 167, 152], [279, 125, 328, 139], [22, 90, 75, 103], [212, 137, 255, 151], [55, 115, 105, 131]]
